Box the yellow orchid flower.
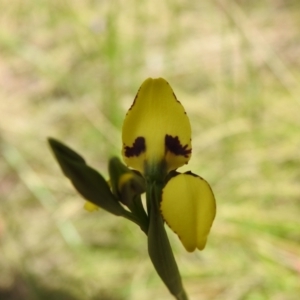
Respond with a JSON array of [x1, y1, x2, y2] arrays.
[[49, 77, 216, 299], [122, 77, 216, 252]]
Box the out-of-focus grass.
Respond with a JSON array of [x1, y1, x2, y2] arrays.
[[0, 1, 300, 299]]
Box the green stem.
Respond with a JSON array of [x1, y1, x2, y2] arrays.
[[129, 195, 149, 232], [146, 181, 189, 300], [122, 210, 148, 234]]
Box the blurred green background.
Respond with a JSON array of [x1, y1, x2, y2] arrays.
[[0, 0, 300, 299]]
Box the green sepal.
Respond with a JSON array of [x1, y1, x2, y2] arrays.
[[108, 157, 148, 232], [118, 174, 145, 206], [108, 157, 130, 197], [48, 138, 124, 216], [147, 183, 188, 300], [108, 157, 146, 204]]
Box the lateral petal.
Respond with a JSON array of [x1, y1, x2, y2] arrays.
[[161, 172, 216, 252]]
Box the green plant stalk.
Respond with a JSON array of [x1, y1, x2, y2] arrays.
[[122, 209, 148, 235], [146, 180, 189, 300]]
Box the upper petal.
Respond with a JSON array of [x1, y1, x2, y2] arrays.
[[122, 78, 192, 174], [160, 172, 216, 252]]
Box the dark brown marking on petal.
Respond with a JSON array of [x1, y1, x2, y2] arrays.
[[172, 92, 180, 104], [124, 137, 146, 157], [165, 135, 191, 158], [128, 87, 141, 111], [184, 171, 205, 180], [184, 171, 201, 178]]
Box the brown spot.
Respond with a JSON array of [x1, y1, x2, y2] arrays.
[[124, 137, 146, 157], [165, 135, 191, 157], [172, 92, 180, 104]]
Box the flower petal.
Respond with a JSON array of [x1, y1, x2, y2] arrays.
[[161, 172, 216, 252], [122, 78, 192, 174]]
